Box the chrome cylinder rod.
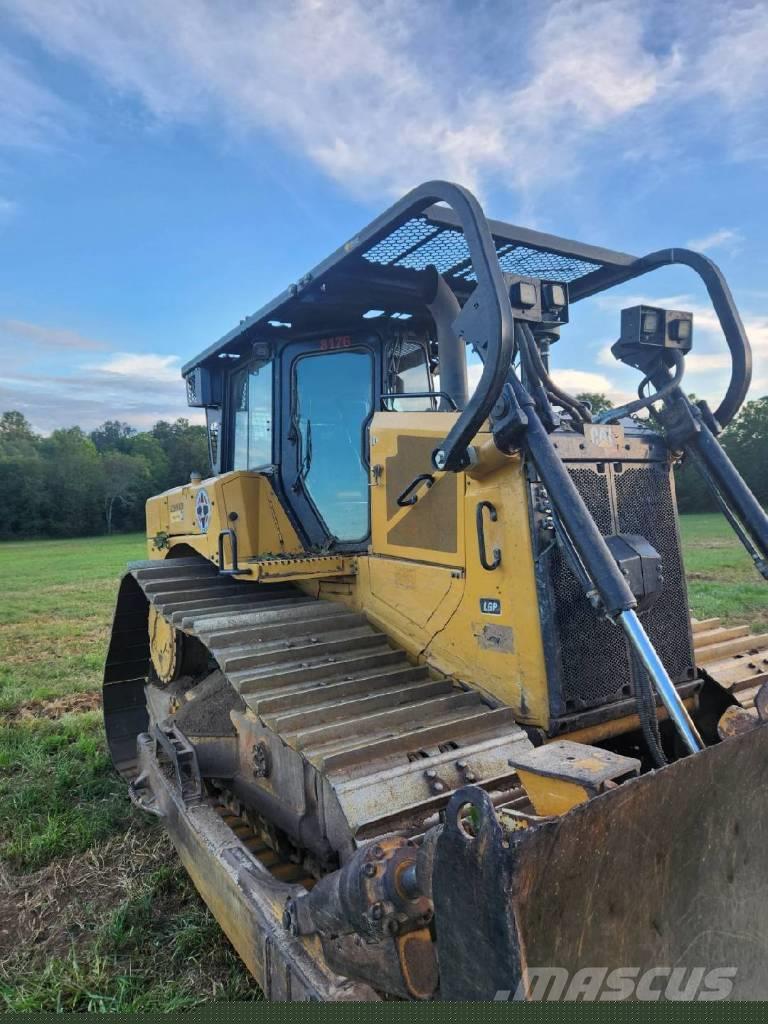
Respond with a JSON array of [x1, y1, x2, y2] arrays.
[[618, 609, 703, 755]]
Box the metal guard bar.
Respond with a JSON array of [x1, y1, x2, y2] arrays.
[[572, 247, 752, 429], [356, 181, 514, 472]]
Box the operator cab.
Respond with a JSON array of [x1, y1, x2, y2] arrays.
[[191, 326, 437, 551]]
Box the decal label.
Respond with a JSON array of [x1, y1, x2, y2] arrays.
[[195, 488, 211, 533], [318, 334, 352, 351], [480, 598, 501, 615], [474, 622, 514, 653], [169, 501, 185, 524]]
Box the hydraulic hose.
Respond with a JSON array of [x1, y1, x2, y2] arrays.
[[599, 349, 685, 424], [518, 322, 592, 422], [631, 652, 667, 768]]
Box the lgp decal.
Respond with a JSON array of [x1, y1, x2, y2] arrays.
[[480, 598, 501, 615], [195, 488, 211, 533]]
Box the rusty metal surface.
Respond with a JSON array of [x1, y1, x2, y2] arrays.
[[136, 734, 376, 1001], [435, 724, 768, 1000], [716, 704, 759, 740]]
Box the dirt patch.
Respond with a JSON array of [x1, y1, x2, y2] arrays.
[[0, 827, 171, 964], [6, 691, 102, 722]]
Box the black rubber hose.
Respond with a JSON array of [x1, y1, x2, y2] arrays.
[[600, 350, 685, 424], [518, 322, 592, 423], [631, 652, 667, 768], [506, 373, 637, 617], [516, 323, 559, 424]]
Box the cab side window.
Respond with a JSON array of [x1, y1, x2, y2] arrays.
[[386, 339, 434, 411], [231, 361, 273, 470]]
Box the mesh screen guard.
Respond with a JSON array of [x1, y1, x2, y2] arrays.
[[544, 455, 695, 717]]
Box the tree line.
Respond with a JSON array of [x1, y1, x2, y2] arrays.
[[0, 395, 765, 540], [0, 411, 209, 539]]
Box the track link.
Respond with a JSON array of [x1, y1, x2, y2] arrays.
[[692, 617, 768, 709], [105, 556, 531, 852]]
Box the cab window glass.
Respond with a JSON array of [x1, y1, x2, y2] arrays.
[[231, 361, 273, 469], [294, 350, 372, 541], [386, 339, 434, 410]]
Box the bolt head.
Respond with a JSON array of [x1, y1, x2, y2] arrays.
[[362, 862, 377, 878]]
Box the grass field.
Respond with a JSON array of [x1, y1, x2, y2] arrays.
[[0, 516, 764, 1009], [0, 534, 257, 1011]]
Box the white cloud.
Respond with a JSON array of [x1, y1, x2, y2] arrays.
[[2, 0, 753, 200], [685, 228, 742, 253], [93, 352, 180, 377], [0, 318, 110, 351], [0, 49, 73, 148], [551, 368, 614, 395], [0, 320, 196, 430], [467, 359, 483, 393]]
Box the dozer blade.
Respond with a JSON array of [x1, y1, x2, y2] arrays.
[[433, 722, 768, 1001]]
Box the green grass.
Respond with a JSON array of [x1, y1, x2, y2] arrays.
[[0, 533, 257, 1009], [679, 513, 767, 631], [0, 711, 137, 871], [0, 850, 258, 1011], [0, 534, 145, 711], [0, 521, 763, 1010]]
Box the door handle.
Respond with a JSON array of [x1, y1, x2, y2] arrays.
[[476, 501, 501, 571]]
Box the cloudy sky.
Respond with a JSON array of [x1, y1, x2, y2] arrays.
[[1, 0, 768, 432]]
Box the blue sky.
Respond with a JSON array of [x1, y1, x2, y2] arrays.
[[1, 0, 767, 432]]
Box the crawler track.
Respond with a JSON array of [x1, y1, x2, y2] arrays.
[[104, 556, 531, 854], [692, 617, 768, 710]]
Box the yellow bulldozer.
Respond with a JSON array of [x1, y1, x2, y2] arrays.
[[104, 182, 768, 1001]]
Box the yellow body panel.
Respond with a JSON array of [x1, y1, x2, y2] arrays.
[[145, 415, 550, 727], [360, 413, 550, 727], [146, 471, 303, 564]]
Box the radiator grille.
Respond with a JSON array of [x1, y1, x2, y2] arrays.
[[549, 469, 630, 711], [616, 466, 695, 684], [547, 459, 694, 715]]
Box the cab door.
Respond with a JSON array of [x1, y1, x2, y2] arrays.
[[277, 335, 378, 550]]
